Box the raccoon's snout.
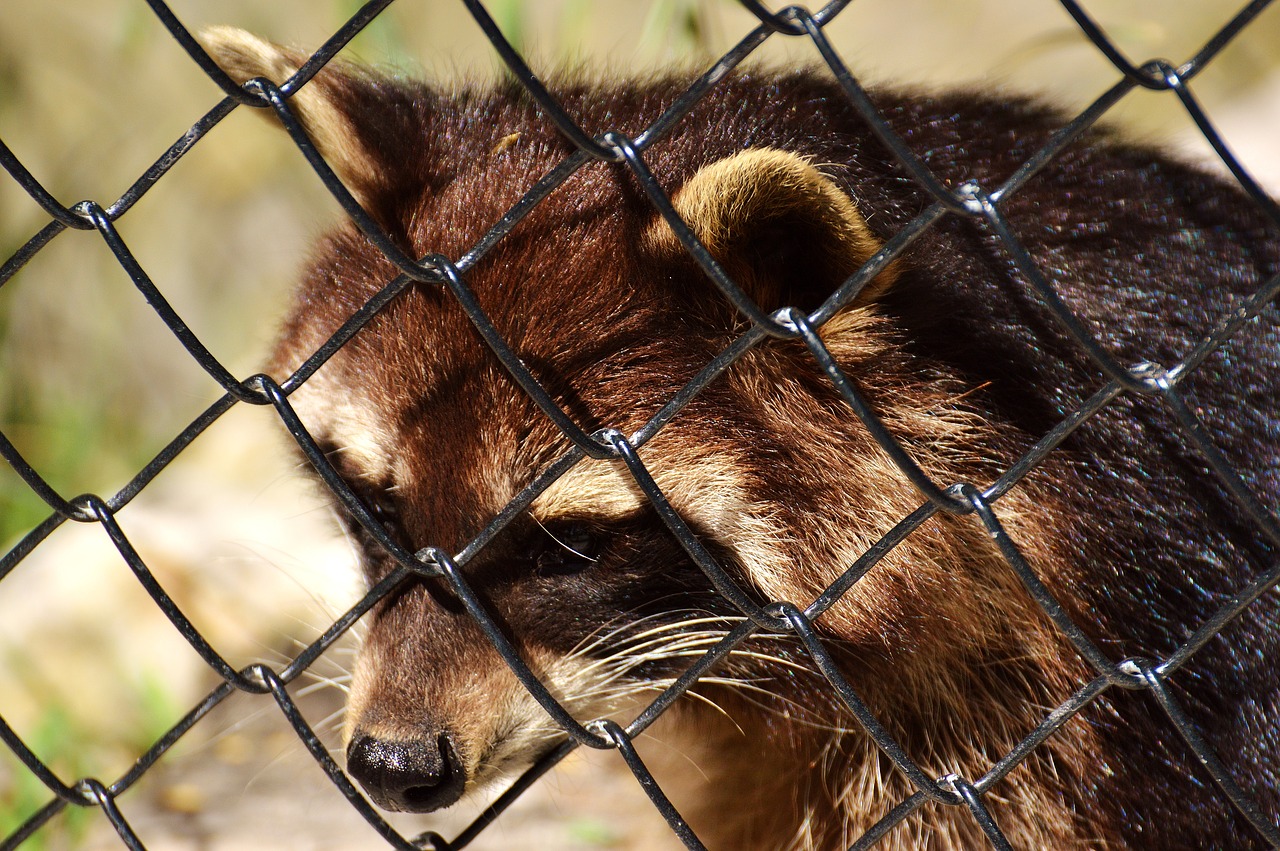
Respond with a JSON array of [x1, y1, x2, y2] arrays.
[[346, 730, 466, 813]]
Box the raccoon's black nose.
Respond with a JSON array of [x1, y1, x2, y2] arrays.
[[346, 731, 466, 813]]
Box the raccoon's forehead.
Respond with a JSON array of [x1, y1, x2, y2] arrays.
[[283, 339, 520, 473]]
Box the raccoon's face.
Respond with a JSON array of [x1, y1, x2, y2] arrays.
[[275, 148, 900, 811], [289, 238, 749, 809]]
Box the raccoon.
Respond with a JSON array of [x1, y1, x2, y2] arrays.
[[205, 27, 1280, 851]]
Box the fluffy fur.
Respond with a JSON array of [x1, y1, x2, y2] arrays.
[[206, 28, 1280, 850]]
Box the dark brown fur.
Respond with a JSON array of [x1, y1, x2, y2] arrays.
[[209, 28, 1280, 850]]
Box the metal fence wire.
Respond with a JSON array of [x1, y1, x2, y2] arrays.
[[2, 1, 1280, 849]]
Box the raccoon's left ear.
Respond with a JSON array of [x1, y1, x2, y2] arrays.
[[200, 27, 431, 219], [645, 148, 900, 316]]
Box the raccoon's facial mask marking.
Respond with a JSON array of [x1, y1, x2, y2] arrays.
[[528, 518, 601, 576], [320, 449, 405, 559]]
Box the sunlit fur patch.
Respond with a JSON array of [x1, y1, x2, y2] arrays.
[[341, 628, 384, 745], [529, 459, 644, 522]]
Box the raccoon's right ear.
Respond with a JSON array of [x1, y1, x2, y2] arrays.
[[643, 148, 901, 322], [199, 27, 430, 219]]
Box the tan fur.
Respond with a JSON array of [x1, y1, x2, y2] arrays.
[[721, 309, 1102, 848], [491, 132, 522, 155], [341, 630, 385, 744]]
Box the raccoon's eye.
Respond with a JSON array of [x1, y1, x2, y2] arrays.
[[533, 521, 600, 576], [337, 490, 402, 548], [367, 494, 401, 536]]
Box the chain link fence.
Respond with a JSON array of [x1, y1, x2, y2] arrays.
[[2, 1, 1279, 848]]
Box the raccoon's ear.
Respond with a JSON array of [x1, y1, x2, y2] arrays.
[[199, 27, 426, 215], [645, 148, 899, 316]]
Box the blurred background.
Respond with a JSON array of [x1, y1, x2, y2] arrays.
[[1, 1, 1278, 848]]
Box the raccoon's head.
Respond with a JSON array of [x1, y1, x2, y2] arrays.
[[206, 28, 1033, 815]]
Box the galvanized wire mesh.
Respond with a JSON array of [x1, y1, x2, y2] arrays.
[[2, 1, 1279, 849]]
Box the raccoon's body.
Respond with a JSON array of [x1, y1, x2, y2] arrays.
[[208, 28, 1280, 850]]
